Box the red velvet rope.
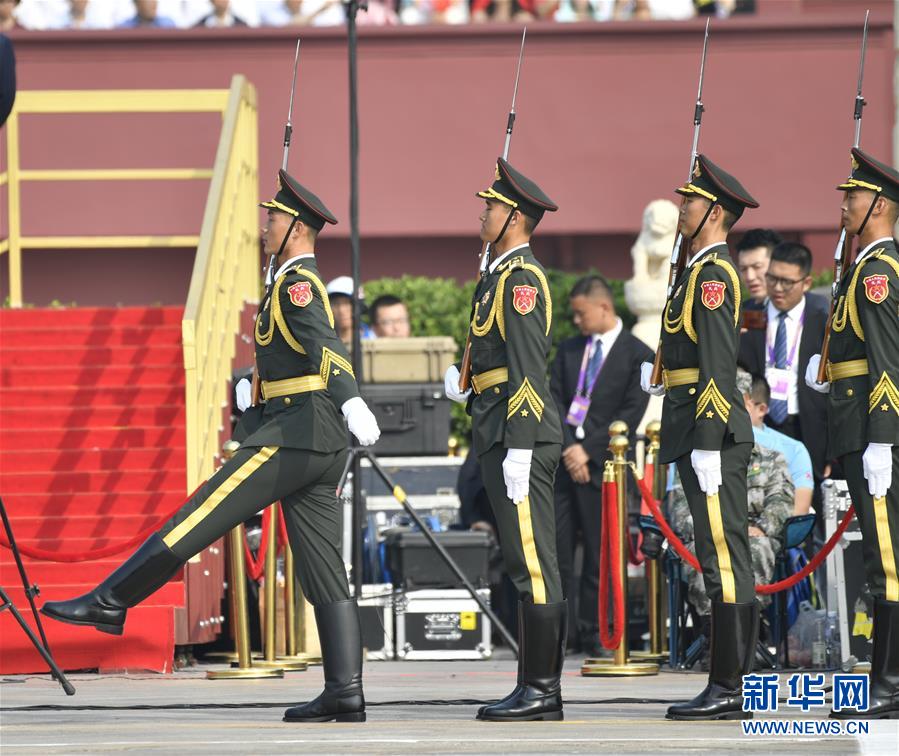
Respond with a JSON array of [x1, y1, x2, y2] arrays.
[[243, 507, 271, 581], [630, 468, 857, 595], [0, 484, 204, 563], [598, 477, 625, 650]]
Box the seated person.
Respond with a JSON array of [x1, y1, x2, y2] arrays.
[[738, 369, 815, 515], [369, 294, 411, 338], [326, 275, 375, 346], [668, 441, 793, 620]]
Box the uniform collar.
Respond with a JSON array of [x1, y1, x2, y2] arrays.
[[489, 243, 530, 274], [856, 236, 894, 265], [686, 241, 727, 269], [273, 253, 316, 281]]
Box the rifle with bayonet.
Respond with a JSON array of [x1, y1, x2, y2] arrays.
[[648, 19, 711, 388], [817, 10, 870, 384], [252, 39, 302, 406], [458, 28, 527, 393]]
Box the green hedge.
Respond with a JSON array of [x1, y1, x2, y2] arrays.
[[363, 269, 633, 441]]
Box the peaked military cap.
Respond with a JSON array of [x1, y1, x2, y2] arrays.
[[477, 157, 559, 222], [260, 169, 338, 231], [675, 154, 760, 218], [836, 147, 899, 203]]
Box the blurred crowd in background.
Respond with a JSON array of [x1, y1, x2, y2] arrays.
[[1, 0, 756, 32]]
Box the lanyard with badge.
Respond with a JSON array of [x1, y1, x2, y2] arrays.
[[565, 339, 602, 440], [765, 310, 804, 404]]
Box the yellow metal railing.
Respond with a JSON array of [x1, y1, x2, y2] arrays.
[[1, 87, 230, 307], [182, 76, 259, 489]]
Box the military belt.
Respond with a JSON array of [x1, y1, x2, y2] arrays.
[[826, 358, 869, 382], [663, 367, 700, 391], [472, 367, 508, 395], [261, 375, 326, 400]]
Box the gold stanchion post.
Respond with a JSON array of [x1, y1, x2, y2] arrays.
[[281, 540, 321, 665], [631, 420, 668, 663], [582, 427, 658, 676], [208, 441, 283, 679], [254, 504, 306, 671]]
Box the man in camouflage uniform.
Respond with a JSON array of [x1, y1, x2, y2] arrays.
[[669, 443, 794, 617], [43, 169, 381, 724], [641, 154, 760, 720], [445, 158, 565, 722], [806, 148, 899, 720]]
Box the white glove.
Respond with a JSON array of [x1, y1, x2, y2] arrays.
[[444, 364, 472, 404], [804, 354, 830, 394], [235, 378, 252, 412], [341, 397, 381, 446], [691, 449, 722, 495], [502, 448, 532, 504], [640, 361, 665, 397], [862, 443, 893, 498]]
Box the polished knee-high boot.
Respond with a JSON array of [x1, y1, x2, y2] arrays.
[[283, 599, 366, 723], [41, 533, 183, 636], [666, 600, 758, 720], [477, 600, 567, 722]]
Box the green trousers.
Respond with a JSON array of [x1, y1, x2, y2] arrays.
[[842, 448, 899, 602], [158, 445, 350, 606], [479, 442, 563, 604], [675, 439, 754, 605]]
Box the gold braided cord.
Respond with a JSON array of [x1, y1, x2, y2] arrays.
[[838, 178, 883, 193], [868, 371, 899, 415], [470, 261, 552, 341], [254, 283, 279, 346], [834, 247, 896, 341], [260, 199, 300, 217], [320, 346, 354, 385], [695, 378, 731, 422], [477, 187, 519, 208], [507, 377, 545, 421], [664, 264, 702, 342], [678, 182, 718, 202], [470, 298, 497, 338], [710, 258, 742, 327], [292, 265, 335, 329]]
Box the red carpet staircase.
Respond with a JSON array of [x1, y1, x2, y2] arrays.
[[0, 306, 188, 673]]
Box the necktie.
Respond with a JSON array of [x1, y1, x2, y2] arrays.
[[768, 311, 789, 425], [586, 339, 604, 389]]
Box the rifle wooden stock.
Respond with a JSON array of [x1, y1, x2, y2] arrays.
[[458, 240, 492, 393], [649, 236, 688, 386], [251, 363, 261, 406], [818, 225, 850, 383]]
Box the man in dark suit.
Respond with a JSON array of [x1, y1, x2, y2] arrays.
[[550, 275, 652, 654], [737, 242, 830, 484]]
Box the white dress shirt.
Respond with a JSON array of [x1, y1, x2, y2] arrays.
[[766, 296, 806, 415]]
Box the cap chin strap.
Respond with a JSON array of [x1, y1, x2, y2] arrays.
[[690, 202, 717, 240], [855, 192, 882, 240], [492, 207, 517, 247], [265, 217, 299, 286]]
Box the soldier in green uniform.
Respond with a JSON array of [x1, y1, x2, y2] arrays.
[[641, 154, 759, 720], [805, 148, 899, 720], [444, 158, 565, 722], [42, 169, 381, 724]]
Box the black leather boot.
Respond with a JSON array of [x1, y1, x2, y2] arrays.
[[283, 599, 366, 723], [667, 600, 758, 721], [477, 600, 567, 722], [41, 533, 183, 636], [831, 598, 899, 720]]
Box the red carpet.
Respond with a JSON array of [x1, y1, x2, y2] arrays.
[[0, 307, 187, 673]]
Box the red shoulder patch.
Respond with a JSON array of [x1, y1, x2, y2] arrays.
[[700, 280, 726, 310], [287, 280, 313, 308], [863, 274, 889, 304], [512, 285, 538, 315]]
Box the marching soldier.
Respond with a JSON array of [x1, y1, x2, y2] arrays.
[[641, 154, 759, 720], [806, 148, 899, 720], [444, 158, 566, 722], [42, 169, 381, 724]]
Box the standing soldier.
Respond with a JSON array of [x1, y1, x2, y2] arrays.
[[42, 169, 381, 724], [445, 158, 566, 722], [806, 148, 899, 720], [641, 155, 759, 720]]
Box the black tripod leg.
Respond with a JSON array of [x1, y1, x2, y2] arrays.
[[0, 586, 75, 695], [362, 450, 519, 656]]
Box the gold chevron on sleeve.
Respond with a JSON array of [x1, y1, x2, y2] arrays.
[[695, 378, 731, 422], [507, 377, 545, 421], [868, 371, 899, 415], [320, 347, 355, 385]]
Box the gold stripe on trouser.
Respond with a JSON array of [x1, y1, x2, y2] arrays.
[[705, 492, 736, 603], [873, 496, 899, 602], [516, 495, 546, 604], [163, 446, 279, 548]]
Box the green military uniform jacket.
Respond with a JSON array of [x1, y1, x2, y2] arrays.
[[467, 247, 562, 456], [658, 243, 753, 463], [826, 238, 899, 457], [236, 256, 358, 452]]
